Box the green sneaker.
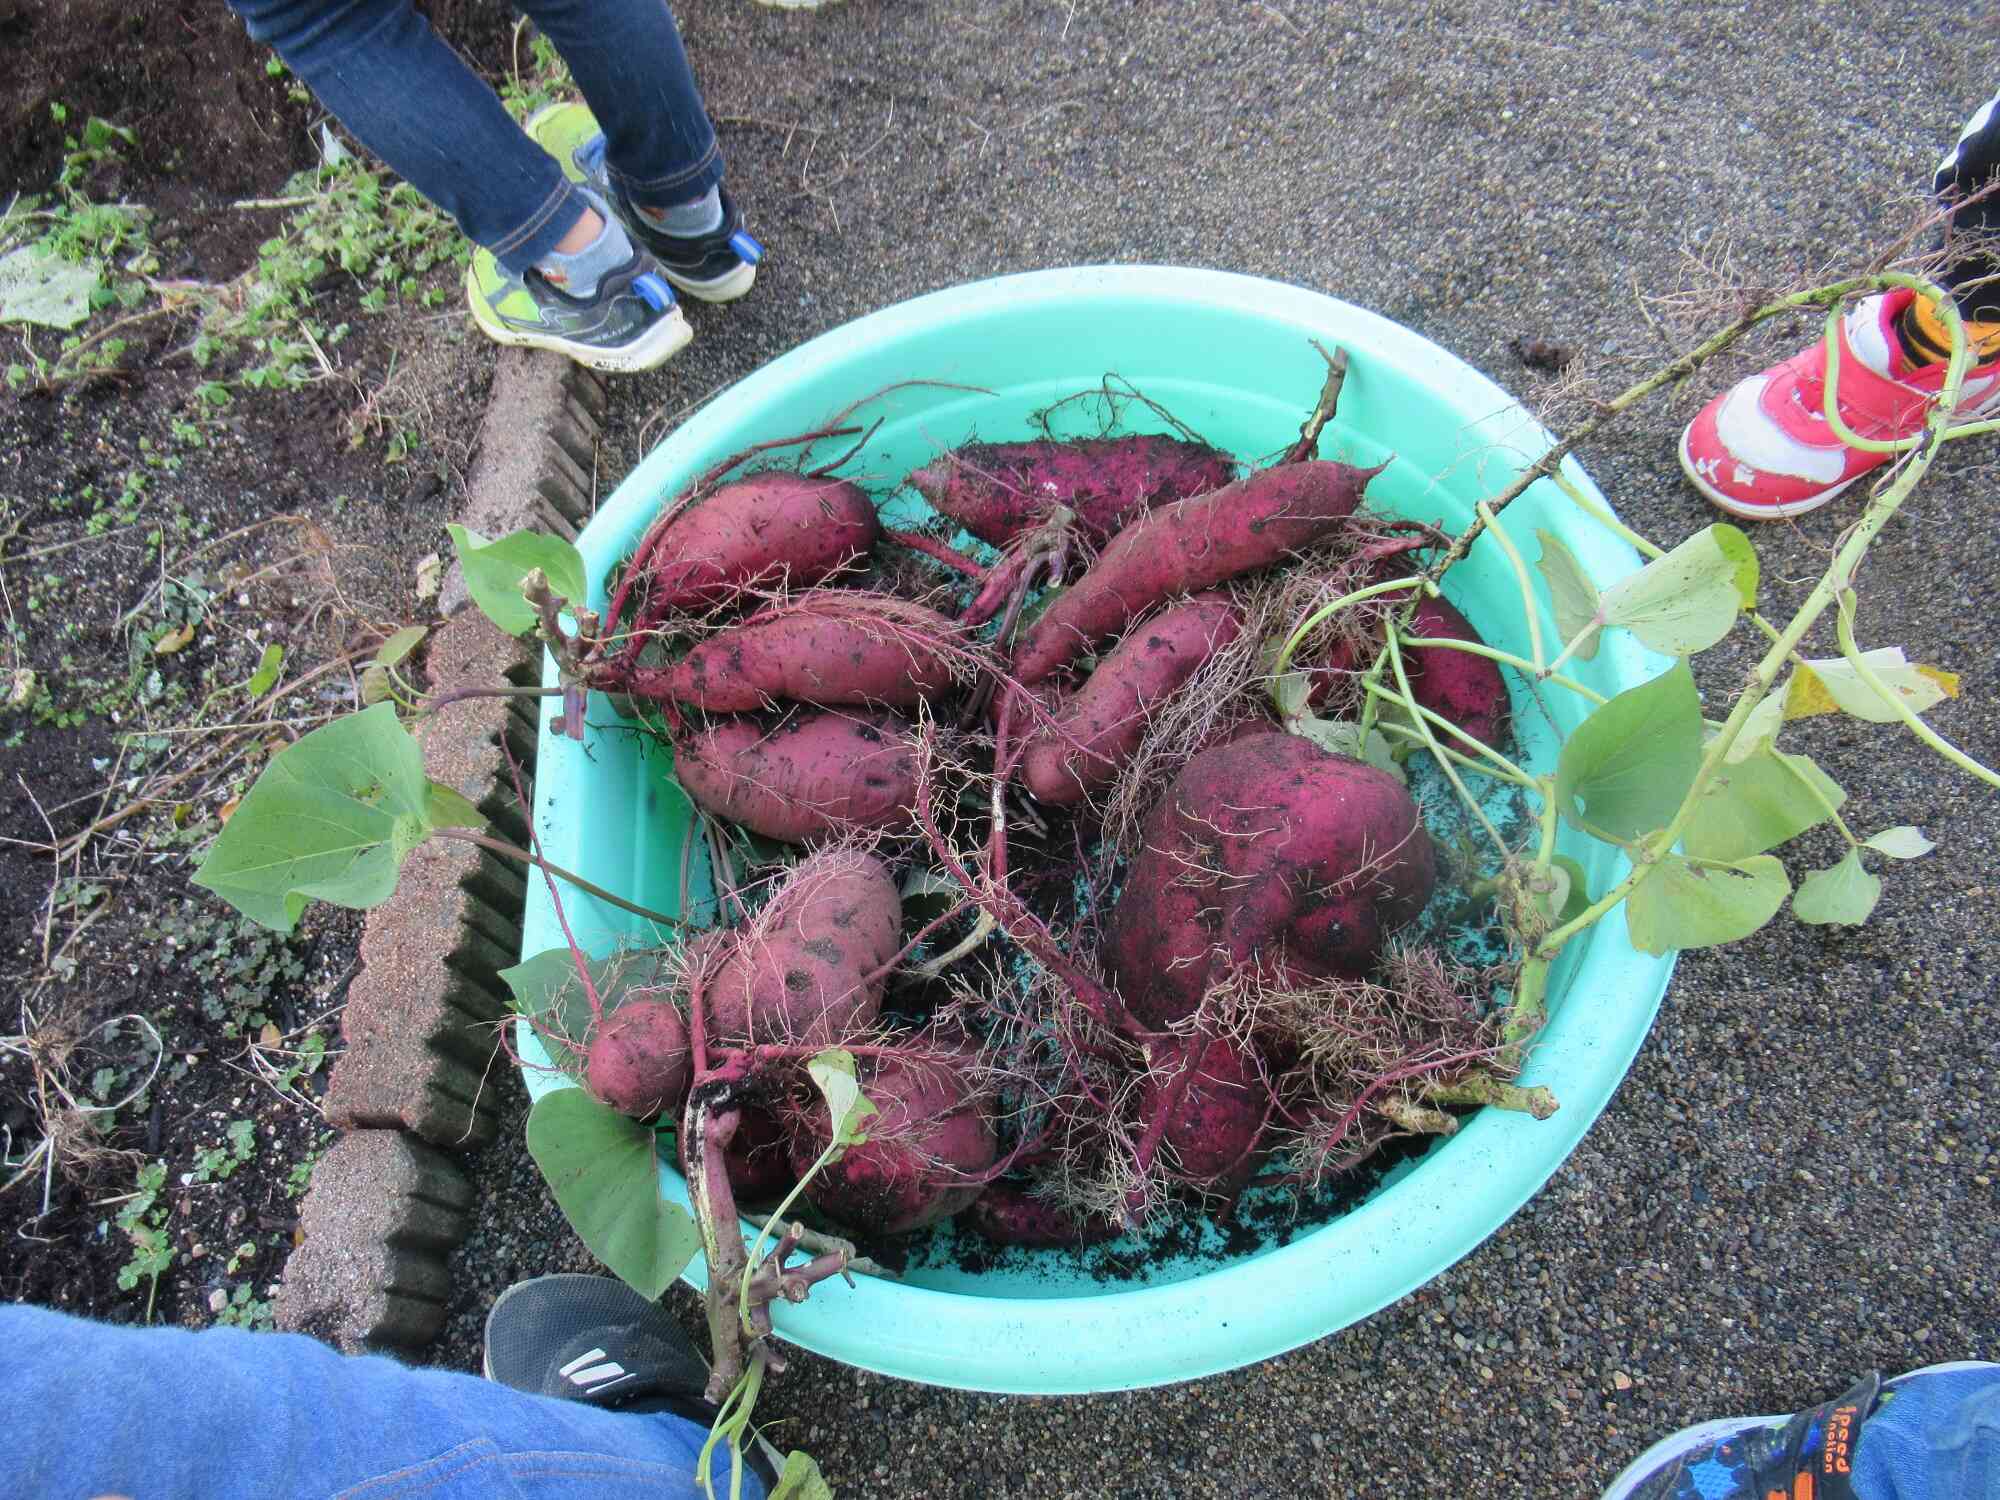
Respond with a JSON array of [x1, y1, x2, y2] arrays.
[[525, 102, 762, 304], [463, 243, 692, 373]]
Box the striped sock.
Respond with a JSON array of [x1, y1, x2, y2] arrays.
[[1896, 291, 2000, 366]]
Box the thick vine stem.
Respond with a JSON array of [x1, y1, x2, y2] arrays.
[[1834, 589, 2000, 789], [684, 1084, 754, 1404], [1532, 283, 1971, 961], [1426, 1070, 1557, 1119]]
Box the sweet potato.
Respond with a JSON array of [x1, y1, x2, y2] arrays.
[[965, 1182, 1121, 1247], [702, 848, 902, 1045], [639, 593, 968, 713], [1303, 588, 1511, 751], [672, 710, 920, 844], [1403, 593, 1511, 751], [583, 999, 692, 1120], [789, 1043, 997, 1235], [624, 471, 881, 627], [1104, 731, 1436, 1028], [679, 1102, 794, 1206], [906, 435, 1236, 547], [1018, 593, 1243, 806], [1137, 1030, 1268, 1191], [1011, 459, 1381, 684]]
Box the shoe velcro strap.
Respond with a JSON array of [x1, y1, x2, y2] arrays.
[[1749, 1370, 1879, 1500]]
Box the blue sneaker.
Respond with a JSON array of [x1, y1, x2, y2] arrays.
[[526, 102, 763, 304], [1600, 1362, 1999, 1499]]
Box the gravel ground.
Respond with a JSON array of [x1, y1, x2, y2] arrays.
[[439, 4, 2000, 1495]]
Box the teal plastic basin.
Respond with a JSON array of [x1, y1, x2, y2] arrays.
[[517, 266, 1676, 1394]]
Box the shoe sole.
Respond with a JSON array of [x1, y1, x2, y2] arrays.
[[523, 103, 758, 306], [1676, 423, 1850, 522], [465, 267, 694, 373]]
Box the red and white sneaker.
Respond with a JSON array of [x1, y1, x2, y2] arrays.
[[1678, 289, 2000, 520]]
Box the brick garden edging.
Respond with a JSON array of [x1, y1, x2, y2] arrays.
[[276, 351, 604, 1353]]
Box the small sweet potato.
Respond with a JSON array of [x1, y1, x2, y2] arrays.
[[1012, 459, 1380, 684], [1403, 593, 1511, 751], [583, 999, 692, 1120], [1302, 589, 1511, 751], [702, 847, 902, 1045], [639, 593, 968, 713], [1137, 1030, 1268, 1191], [907, 434, 1236, 547], [1018, 593, 1243, 806], [964, 1182, 1121, 1247], [1104, 731, 1436, 1028], [627, 471, 881, 625], [789, 1043, 997, 1235], [672, 710, 920, 844]]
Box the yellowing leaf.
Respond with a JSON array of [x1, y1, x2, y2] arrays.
[[1782, 650, 1953, 723], [1917, 665, 1960, 699], [153, 623, 196, 656]]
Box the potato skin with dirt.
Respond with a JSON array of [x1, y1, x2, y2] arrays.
[[788, 1047, 997, 1236], [1138, 1030, 1268, 1190], [644, 472, 881, 616], [672, 710, 919, 844], [1018, 593, 1243, 806], [1103, 731, 1436, 1028], [650, 594, 966, 713], [965, 1182, 1121, 1247], [907, 435, 1236, 547], [1011, 459, 1377, 684], [583, 999, 692, 1120], [702, 848, 902, 1046]]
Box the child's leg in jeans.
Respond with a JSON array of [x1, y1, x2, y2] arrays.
[[514, 0, 727, 217], [226, 0, 592, 274], [0, 1302, 751, 1500]]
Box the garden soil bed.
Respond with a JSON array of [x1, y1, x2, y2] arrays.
[[0, 0, 515, 1329]]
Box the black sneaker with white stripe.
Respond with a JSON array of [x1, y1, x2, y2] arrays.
[[481, 1274, 781, 1490], [482, 1273, 710, 1408]]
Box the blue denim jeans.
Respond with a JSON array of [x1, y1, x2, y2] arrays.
[[0, 1304, 764, 1499], [1851, 1362, 2000, 1499], [225, 0, 726, 273]]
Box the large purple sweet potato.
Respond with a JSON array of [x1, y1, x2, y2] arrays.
[[1103, 731, 1436, 1028], [672, 710, 919, 844], [907, 434, 1236, 547], [1018, 593, 1243, 806], [1011, 459, 1380, 685], [701, 848, 902, 1045]]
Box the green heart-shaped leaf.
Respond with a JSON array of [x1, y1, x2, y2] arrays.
[[526, 1087, 700, 1301]]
